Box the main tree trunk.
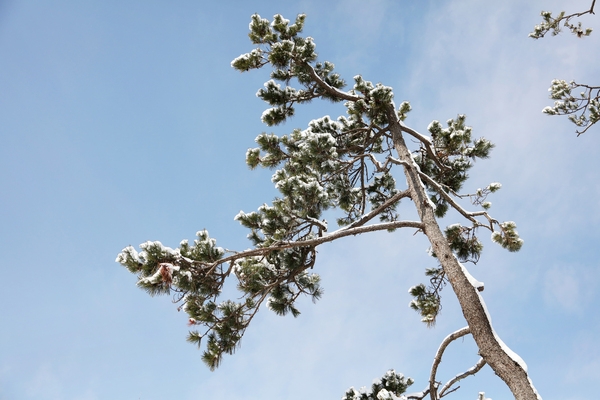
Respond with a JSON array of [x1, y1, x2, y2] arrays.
[[387, 106, 540, 400]]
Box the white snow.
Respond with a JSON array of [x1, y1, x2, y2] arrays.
[[458, 262, 484, 291], [115, 245, 139, 264], [457, 260, 529, 372], [234, 210, 247, 221], [457, 258, 541, 400], [138, 267, 163, 285]]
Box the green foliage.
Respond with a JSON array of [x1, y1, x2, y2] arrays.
[[342, 369, 413, 400], [408, 266, 447, 327], [445, 224, 483, 263], [543, 79, 600, 135], [414, 115, 494, 218], [529, 10, 593, 39], [409, 283, 440, 327], [491, 221, 523, 252], [397, 100, 411, 121], [118, 13, 521, 372]]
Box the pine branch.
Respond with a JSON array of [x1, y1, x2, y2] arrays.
[[529, 1, 596, 39], [302, 61, 360, 102], [399, 121, 448, 172], [345, 189, 411, 229], [213, 220, 424, 272], [385, 104, 538, 399], [416, 169, 496, 229], [543, 80, 600, 135]]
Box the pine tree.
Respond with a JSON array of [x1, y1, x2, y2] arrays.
[[117, 13, 540, 400], [530, 1, 599, 135]]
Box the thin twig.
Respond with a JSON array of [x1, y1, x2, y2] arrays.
[[439, 357, 487, 398], [429, 327, 471, 400]]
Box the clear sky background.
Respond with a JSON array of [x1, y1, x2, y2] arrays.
[[1, 1, 599, 399]]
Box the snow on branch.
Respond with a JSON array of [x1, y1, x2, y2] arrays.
[[438, 357, 486, 398], [214, 219, 424, 269], [429, 327, 471, 400], [529, 0, 596, 39], [398, 121, 447, 172], [416, 170, 495, 229], [543, 80, 600, 135], [302, 61, 360, 102]]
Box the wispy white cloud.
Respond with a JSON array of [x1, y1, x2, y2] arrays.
[[543, 264, 595, 313]]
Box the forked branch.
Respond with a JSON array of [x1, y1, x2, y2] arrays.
[[439, 357, 486, 398]]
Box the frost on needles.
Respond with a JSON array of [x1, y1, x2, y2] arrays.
[[117, 13, 541, 400]]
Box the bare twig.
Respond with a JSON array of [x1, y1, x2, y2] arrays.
[[429, 327, 471, 400], [439, 357, 487, 398]]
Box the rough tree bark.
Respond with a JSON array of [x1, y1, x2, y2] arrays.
[[386, 106, 540, 400], [303, 65, 541, 398]]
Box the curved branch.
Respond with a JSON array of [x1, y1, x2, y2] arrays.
[[398, 121, 447, 172], [302, 61, 361, 102], [439, 357, 486, 398], [429, 327, 471, 400]]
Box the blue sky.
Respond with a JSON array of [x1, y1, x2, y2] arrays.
[[1, 1, 599, 399]]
